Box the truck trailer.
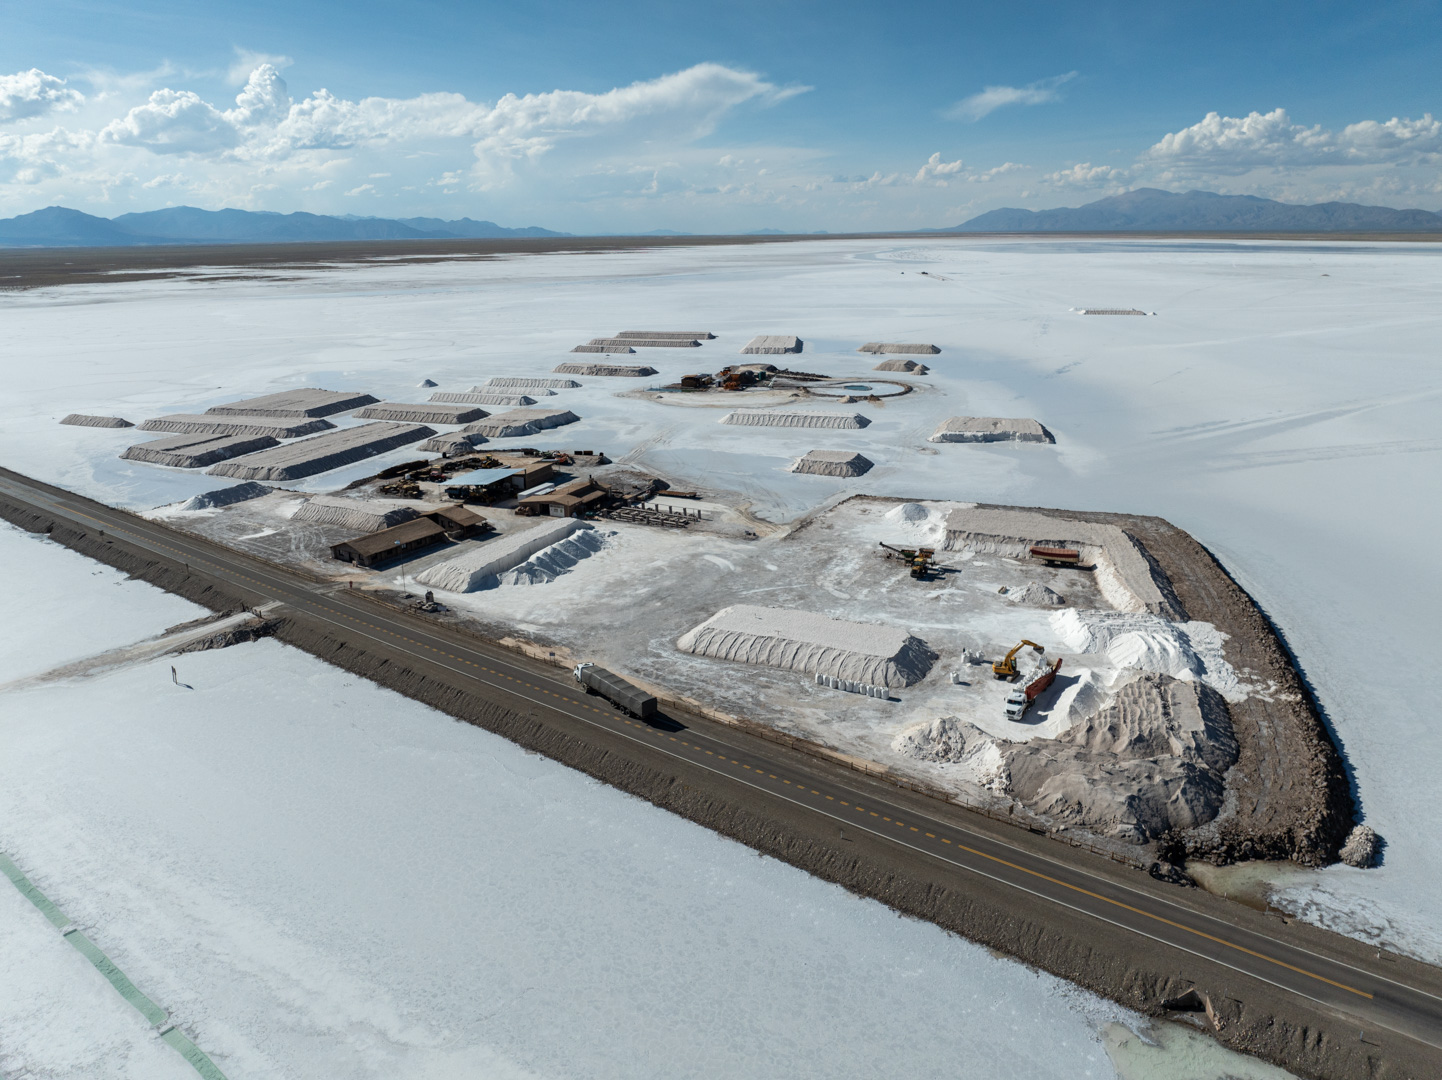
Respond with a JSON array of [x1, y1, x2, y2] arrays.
[[1004, 659, 1063, 720], [573, 663, 658, 720]]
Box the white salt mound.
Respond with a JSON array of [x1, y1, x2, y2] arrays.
[[417, 519, 588, 592], [1006, 581, 1066, 607], [887, 502, 931, 523], [872, 357, 929, 374], [470, 384, 554, 397], [858, 343, 940, 355], [929, 417, 1053, 444], [740, 335, 802, 354], [1050, 609, 1244, 701], [553, 363, 658, 377], [499, 528, 612, 585], [484, 377, 580, 390], [722, 411, 869, 429], [291, 495, 419, 533], [418, 379, 438, 388], [791, 450, 873, 477], [1340, 825, 1381, 868], [61, 413, 133, 428], [892, 715, 974, 763], [463, 408, 579, 438], [677, 604, 935, 688], [178, 482, 271, 511]]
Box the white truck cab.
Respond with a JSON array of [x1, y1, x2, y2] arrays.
[[1004, 689, 1029, 720]]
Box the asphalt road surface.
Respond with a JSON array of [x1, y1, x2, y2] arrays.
[[4, 465, 1441, 1066]]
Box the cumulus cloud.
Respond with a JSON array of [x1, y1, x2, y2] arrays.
[[227, 49, 293, 85], [100, 89, 242, 154], [947, 72, 1076, 122], [1045, 162, 1125, 187], [0, 68, 84, 122], [228, 64, 292, 127], [911, 153, 1029, 185], [1144, 108, 1442, 172]]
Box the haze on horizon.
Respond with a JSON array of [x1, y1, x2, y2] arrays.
[[2, 0, 1440, 233]]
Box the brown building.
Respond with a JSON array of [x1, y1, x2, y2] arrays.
[[516, 477, 609, 518], [330, 504, 492, 567], [331, 517, 449, 567]]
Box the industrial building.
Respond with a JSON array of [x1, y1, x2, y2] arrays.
[[329, 505, 489, 567]]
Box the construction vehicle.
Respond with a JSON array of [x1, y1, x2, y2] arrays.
[[1004, 659, 1063, 719], [573, 663, 657, 719], [1030, 545, 1081, 566], [992, 640, 1046, 681], [878, 541, 935, 580]]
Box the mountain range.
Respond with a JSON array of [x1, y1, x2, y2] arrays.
[[0, 206, 567, 247], [2, 189, 1440, 247], [941, 188, 1442, 233]]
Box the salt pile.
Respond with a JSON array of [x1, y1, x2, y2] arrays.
[[291, 495, 420, 533], [929, 417, 1054, 444], [418, 379, 437, 388], [455, 391, 541, 406], [790, 450, 874, 476], [121, 432, 278, 468], [883, 502, 949, 546], [741, 334, 802, 354], [205, 388, 377, 418], [207, 422, 435, 481], [872, 357, 929, 374], [60, 413, 133, 428], [858, 343, 940, 354], [721, 411, 869, 429], [417, 518, 588, 592], [942, 507, 1182, 619], [553, 362, 659, 377], [498, 528, 612, 585], [1005, 582, 1066, 607], [177, 481, 271, 511], [618, 330, 715, 340], [580, 338, 697, 350], [1050, 608, 1244, 700], [483, 377, 580, 390], [1003, 674, 1238, 841], [676, 604, 935, 688], [464, 408, 579, 438], [354, 402, 488, 424], [892, 715, 976, 762], [138, 413, 335, 438], [419, 432, 486, 454], [429, 391, 521, 405], [1078, 308, 1149, 316]]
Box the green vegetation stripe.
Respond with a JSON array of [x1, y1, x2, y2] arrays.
[[0, 850, 229, 1079]]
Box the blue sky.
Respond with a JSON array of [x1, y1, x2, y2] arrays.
[[2, 0, 1440, 230]]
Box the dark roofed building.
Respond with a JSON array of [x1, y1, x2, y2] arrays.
[[516, 477, 609, 518], [331, 517, 448, 567]]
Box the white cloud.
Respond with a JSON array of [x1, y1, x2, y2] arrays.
[[227, 49, 293, 85], [100, 89, 239, 154], [1045, 162, 1125, 187], [1144, 108, 1442, 172], [915, 152, 966, 182], [228, 64, 292, 127], [344, 183, 375, 196], [0, 68, 84, 122], [947, 72, 1076, 122]]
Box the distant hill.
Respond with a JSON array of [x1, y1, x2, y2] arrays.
[[935, 188, 1442, 233], [0, 205, 569, 247]]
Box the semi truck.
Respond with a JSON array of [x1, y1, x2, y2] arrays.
[[1004, 659, 1063, 720], [573, 662, 658, 720]]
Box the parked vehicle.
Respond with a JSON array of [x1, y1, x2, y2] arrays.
[[573, 663, 658, 719]]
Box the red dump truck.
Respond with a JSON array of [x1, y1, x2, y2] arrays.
[[573, 663, 658, 720], [1004, 659, 1062, 720], [1029, 545, 1081, 566]]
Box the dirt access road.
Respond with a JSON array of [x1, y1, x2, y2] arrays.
[[2, 464, 1440, 1079]]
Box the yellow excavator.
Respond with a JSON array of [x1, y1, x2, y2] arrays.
[[993, 640, 1045, 681]]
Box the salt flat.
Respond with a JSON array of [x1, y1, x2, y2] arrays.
[[3, 235, 1437, 1072]]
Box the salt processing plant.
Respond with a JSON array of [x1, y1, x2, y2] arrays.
[[53, 322, 1364, 877]]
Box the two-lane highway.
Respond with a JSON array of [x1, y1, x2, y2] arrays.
[[4, 465, 1442, 1068]]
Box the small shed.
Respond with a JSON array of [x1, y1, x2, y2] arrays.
[[516, 477, 609, 518], [425, 504, 489, 538], [330, 517, 449, 568]]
